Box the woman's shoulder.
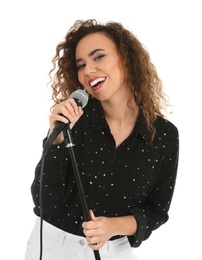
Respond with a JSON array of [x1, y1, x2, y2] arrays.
[[155, 116, 179, 139]]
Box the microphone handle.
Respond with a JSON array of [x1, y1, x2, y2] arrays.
[[43, 98, 82, 155]]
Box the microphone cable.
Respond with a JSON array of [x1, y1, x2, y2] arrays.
[[39, 150, 46, 260], [38, 131, 101, 260], [37, 89, 100, 260]]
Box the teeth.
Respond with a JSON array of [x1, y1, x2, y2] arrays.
[[90, 77, 105, 87]]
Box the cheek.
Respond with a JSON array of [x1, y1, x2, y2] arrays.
[[77, 73, 92, 93], [85, 86, 94, 97], [77, 72, 87, 88], [77, 72, 82, 84]]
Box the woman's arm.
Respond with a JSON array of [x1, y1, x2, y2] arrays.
[[82, 210, 137, 250]]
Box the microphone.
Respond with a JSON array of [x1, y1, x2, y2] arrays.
[[43, 89, 88, 155]]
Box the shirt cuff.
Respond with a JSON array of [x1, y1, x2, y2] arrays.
[[127, 207, 149, 247]]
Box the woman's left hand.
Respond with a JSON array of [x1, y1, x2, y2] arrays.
[[82, 210, 116, 250]]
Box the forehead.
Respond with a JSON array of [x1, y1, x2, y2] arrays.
[[75, 32, 117, 56]]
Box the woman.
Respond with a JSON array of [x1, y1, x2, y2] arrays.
[[25, 19, 179, 260]]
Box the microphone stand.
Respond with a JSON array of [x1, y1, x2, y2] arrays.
[[63, 127, 101, 260]]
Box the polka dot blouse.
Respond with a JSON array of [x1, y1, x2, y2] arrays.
[[31, 98, 179, 247]]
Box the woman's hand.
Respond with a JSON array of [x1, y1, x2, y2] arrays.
[[48, 98, 84, 144], [82, 210, 137, 250], [82, 210, 116, 250]]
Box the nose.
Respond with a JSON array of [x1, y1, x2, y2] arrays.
[[84, 62, 97, 77]]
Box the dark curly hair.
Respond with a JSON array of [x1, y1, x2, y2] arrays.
[[48, 19, 170, 141]]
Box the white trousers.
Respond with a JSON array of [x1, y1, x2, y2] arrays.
[[24, 217, 138, 260]]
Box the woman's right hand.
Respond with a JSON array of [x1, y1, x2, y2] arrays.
[[48, 98, 84, 144]]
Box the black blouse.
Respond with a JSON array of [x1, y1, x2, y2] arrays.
[[31, 98, 179, 247]]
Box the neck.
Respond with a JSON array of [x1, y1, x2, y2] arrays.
[[101, 95, 139, 148], [101, 96, 139, 126]]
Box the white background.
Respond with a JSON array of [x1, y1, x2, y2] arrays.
[[0, 0, 201, 259]]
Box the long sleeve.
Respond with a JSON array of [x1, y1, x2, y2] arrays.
[[31, 141, 69, 217], [128, 125, 179, 247]]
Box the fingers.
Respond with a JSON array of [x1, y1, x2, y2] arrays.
[[82, 210, 107, 249], [49, 98, 83, 130], [48, 98, 83, 144], [89, 209, 96, 221], [85, 235, 99, 244], [85, 233, 105, 250], [58, 98, 80, 119], [88, 241, 104, 250]]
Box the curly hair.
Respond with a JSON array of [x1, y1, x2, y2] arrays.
[[48, 19, 170, 142]]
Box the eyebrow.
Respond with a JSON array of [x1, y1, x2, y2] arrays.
[[76, 48, 105, 63]]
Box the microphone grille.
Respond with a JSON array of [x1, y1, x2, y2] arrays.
[[69, 89, 89, 108]]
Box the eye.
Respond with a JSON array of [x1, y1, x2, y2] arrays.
[[94, 54, 105, 61], [77, 63, 85, 71]]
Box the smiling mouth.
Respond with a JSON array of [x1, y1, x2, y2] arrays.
[[90, 77, 106, 88]]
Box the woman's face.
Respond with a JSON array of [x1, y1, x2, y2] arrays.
[[75, 32, 128, 102]]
